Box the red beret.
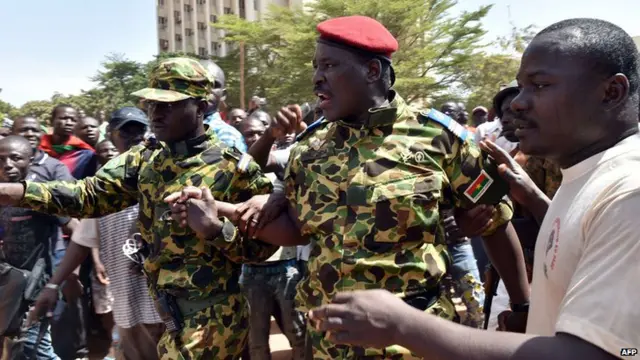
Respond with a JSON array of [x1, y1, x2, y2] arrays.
[[317, 16, 398, 59]]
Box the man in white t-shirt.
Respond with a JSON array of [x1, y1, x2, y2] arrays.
[[306, 18, 639, 359]]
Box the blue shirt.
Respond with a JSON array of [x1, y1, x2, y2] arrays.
[[204, 112, 247, 152]]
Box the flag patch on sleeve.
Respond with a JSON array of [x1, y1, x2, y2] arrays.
[[464, 170, 494, 203]]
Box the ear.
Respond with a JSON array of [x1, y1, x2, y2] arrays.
[[197, 99, 209, 117], [366, 59, 382, 84], [602, 73, 630, 111]]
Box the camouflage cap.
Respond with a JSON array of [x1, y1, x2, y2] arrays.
[[131, 57, 214, 102]]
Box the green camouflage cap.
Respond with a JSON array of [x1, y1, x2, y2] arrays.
[[131, 57, 214, 102]]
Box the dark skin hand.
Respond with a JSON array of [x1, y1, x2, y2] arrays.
[[28, 241, 89, 325], [309, 290, 617, 360], [480, 140, 551, 225], [248, 104, 304, 170], [164, 187, 306, 246]]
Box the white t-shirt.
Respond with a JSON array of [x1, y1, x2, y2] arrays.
[[474, 121, 518, 154], [527, 134, 640, 356]]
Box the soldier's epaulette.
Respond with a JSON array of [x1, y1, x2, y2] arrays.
[[223, 147, 253, 174], [296, 117, 328, 143], [418, 109, 469, 142]]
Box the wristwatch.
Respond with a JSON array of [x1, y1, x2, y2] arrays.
[[510, 301, 530, 313], [45, 283, 59, 291]]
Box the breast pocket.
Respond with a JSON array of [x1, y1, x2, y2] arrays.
[[367, 175, 442, 244], [296, 150, 341, 236]]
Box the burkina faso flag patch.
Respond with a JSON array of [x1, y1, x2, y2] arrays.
[[464, 170, 494, 203]]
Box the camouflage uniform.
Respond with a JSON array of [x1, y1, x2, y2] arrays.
[[19, 58, 277, 360], [523, 156, 562, 199], [285, 92, 512, 359]]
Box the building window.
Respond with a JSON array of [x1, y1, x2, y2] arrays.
[[197, 0, 206, 4], [184, 3, 192, 12], [198, 22, 207, 30], [254, 0, 259, 11], [212, 41, 219, 49], [158, 0, 165, 6], [185, 28, 194, 36], [198, 47, 207, 57], [175, 34, 183, 42], [239, 0, 246, 18], [224, 7, 232, 14], [159, 39, 169, 50], [158, 16, 167, 25], [210, 15, 218, 23]]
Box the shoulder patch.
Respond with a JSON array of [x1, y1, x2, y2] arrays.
[[419, 109, 468, 142], [296, 117, 328, 143], [223, 147, 253, 173]]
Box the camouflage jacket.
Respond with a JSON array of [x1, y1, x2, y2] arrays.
[[523, 156, 562, 199], [20, 129, 276, 300], [285, 92, 513, 311]]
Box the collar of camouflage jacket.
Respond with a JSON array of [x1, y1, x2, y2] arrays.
[[165, 126, 212, 157], [339, 90, 403, 129]]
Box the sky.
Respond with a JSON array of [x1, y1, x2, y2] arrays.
[[1, 0, 639, 107]]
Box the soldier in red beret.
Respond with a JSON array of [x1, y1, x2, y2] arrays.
[[262, 15, 529, 359]]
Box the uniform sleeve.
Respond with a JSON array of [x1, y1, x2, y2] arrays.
[[555, 191, 640, 357], [443, 137, 513, 236], [19, 148, 142, 219], [211, 149, 276, 263], [71, 218, 100, 249]]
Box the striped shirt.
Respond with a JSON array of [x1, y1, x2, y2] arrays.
[[72, 207, 162, 328]]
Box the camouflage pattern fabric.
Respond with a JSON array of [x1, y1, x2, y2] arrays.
[[131, 57, 214, 102], [307, 294, 457, 359], [285, 92, 512, 358], [158, 293, 248, 360], [523, 156, 562, 199], [19, 128, 276, 357], [455, 273, 485, 328]]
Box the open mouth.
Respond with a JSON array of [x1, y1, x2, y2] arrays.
[[315, 91, 332, 108]]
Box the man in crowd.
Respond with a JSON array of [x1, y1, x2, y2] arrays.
[[200, 60, 247, 152], [265, 15, 529, 358], [32, 107, 165, 360], [11, 115, 88, 360], [0, 57, 282, 359], [235, 112, 306, 360], [95, 140, 118, 166], [0, 136, 78, 359], [75, 116, 100, 149], [309, 18, 640, 360], [38, 104, 97, 179], [471, 106, 489, 127], [229, 108, 248, 129]]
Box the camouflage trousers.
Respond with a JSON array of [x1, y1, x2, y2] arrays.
[[304, 293, 457, 359], [157, 294, 248, 360], [448, 241, 485, 328]]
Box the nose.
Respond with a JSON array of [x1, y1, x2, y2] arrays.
[[312, 68, 324, 87], [510, 90, 528, 113]]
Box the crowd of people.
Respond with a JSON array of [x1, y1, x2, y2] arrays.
[[0, 13, 637, 360]]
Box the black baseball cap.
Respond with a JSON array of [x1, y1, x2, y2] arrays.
[[492, 80, 519, 118], [109, 107, 149, 130]]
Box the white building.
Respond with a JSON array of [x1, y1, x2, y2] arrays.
[[157, 0, 311, 57]]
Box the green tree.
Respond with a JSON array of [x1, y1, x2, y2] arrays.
[[213, 0, 492, 109], [90, 53, 147, 113], [460, 25, 536, 110], [0, 99, 15, 120], [11, 100, 55, 125]]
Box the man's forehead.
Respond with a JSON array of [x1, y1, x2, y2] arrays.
[[519, 38, 584, 78]]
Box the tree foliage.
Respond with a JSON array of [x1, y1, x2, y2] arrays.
[[213, 0, 493, 108], [459, 25, 536, 110]]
